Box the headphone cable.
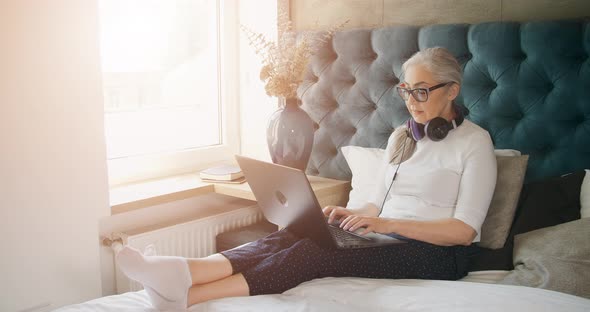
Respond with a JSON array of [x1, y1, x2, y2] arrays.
[[378, 130, 409, 217]]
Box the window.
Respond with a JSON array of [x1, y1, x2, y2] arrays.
[[98, 0, 239, 185]]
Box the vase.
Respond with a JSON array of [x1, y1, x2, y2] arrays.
[[266, 98, 315, 171]]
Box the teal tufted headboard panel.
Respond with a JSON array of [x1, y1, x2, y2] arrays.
[[298, 19, 590, 182]]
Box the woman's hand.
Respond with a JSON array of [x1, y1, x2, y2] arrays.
[[339, 215, 394, 235], [322, 205, 355, 224]]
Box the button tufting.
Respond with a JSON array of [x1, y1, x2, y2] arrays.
[[489, 81, 498, 90]]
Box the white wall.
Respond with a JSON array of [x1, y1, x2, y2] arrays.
[[0, 1, 110, 311]]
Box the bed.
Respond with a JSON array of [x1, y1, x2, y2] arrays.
[[56, 19, 590, 311], [56, 273, 589, 311]]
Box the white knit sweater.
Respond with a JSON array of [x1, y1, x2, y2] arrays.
[[369, 119, 497, 242]]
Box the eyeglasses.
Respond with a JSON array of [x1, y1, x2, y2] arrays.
[[396, 82, 452, 102]]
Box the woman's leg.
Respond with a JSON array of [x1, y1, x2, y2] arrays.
[[185, 237, 329, 307], [222, 239, 457, 297], [187, 273, 250, 306], [116, 229, 302, 308], [187, 254, 233, 285], [186, 228, 302, 285], [237, 238, 328, 296], [183, 239, 468, 306], [322, 240, 464, 281], [218, 228, 301, 275]]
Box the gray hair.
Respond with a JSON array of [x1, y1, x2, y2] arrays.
[[401, 47, 462, 86], [387, 126, 416, 165]]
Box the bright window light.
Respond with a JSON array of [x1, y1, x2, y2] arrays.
[[98, 0, 220, 160]]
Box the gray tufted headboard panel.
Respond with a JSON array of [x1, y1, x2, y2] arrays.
[[298, 19, 590, 183]]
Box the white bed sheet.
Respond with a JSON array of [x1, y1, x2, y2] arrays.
[[55, 273, 590, 312]]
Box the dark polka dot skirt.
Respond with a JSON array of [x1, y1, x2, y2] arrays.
[[220, 229, 475, 296]]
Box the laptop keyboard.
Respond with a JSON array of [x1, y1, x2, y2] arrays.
[[328, 224, 371, 242]]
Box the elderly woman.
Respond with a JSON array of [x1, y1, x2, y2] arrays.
[[116, 47, 497, 310]]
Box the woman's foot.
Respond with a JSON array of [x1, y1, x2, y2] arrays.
[[116, 246, 192, 304]]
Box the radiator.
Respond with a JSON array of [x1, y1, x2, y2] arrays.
[[114, 206, 263, 293]]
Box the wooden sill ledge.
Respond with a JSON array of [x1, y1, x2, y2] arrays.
[[110, 172, 351, 215]]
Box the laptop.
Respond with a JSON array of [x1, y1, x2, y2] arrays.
[[235, 155, 406, 249]]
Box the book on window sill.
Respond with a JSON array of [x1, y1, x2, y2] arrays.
[[201, 176, 247, 184], [199, 164, 244, 181]]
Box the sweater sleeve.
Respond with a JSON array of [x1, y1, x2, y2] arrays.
[[453, 131, 497, 239]]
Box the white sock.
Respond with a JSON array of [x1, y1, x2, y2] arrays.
[[116, 246, 192, 303], [144, 285, 188, 312]]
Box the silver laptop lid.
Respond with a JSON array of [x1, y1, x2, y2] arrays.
[[235, 155, 322, 229]]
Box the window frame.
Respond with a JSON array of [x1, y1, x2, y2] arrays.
[[105, 0, 240, 186]]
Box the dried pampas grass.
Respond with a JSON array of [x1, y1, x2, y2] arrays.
[[242, 9, 347, 99]]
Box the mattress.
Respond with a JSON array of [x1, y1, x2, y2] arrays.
[[55, 273, 590, 312]]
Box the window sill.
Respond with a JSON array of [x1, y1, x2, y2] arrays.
[[110, 168, 352, 215], [109, 173, 216, 215]]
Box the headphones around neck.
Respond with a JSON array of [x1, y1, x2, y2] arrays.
[[406, 105, 467, 142]]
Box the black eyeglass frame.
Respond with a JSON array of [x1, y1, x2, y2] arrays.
[[396, 82, 453, 102]]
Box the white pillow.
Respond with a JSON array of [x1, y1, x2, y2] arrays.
[[340, 146, 385, 209], [581, 169, 590, 218]]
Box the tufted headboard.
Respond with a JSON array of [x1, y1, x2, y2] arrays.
[[298, 19, 590, 183]]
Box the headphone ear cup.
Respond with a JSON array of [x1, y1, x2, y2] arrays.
[[424, 117, 452, 141], [407, 118, 424, 141]]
